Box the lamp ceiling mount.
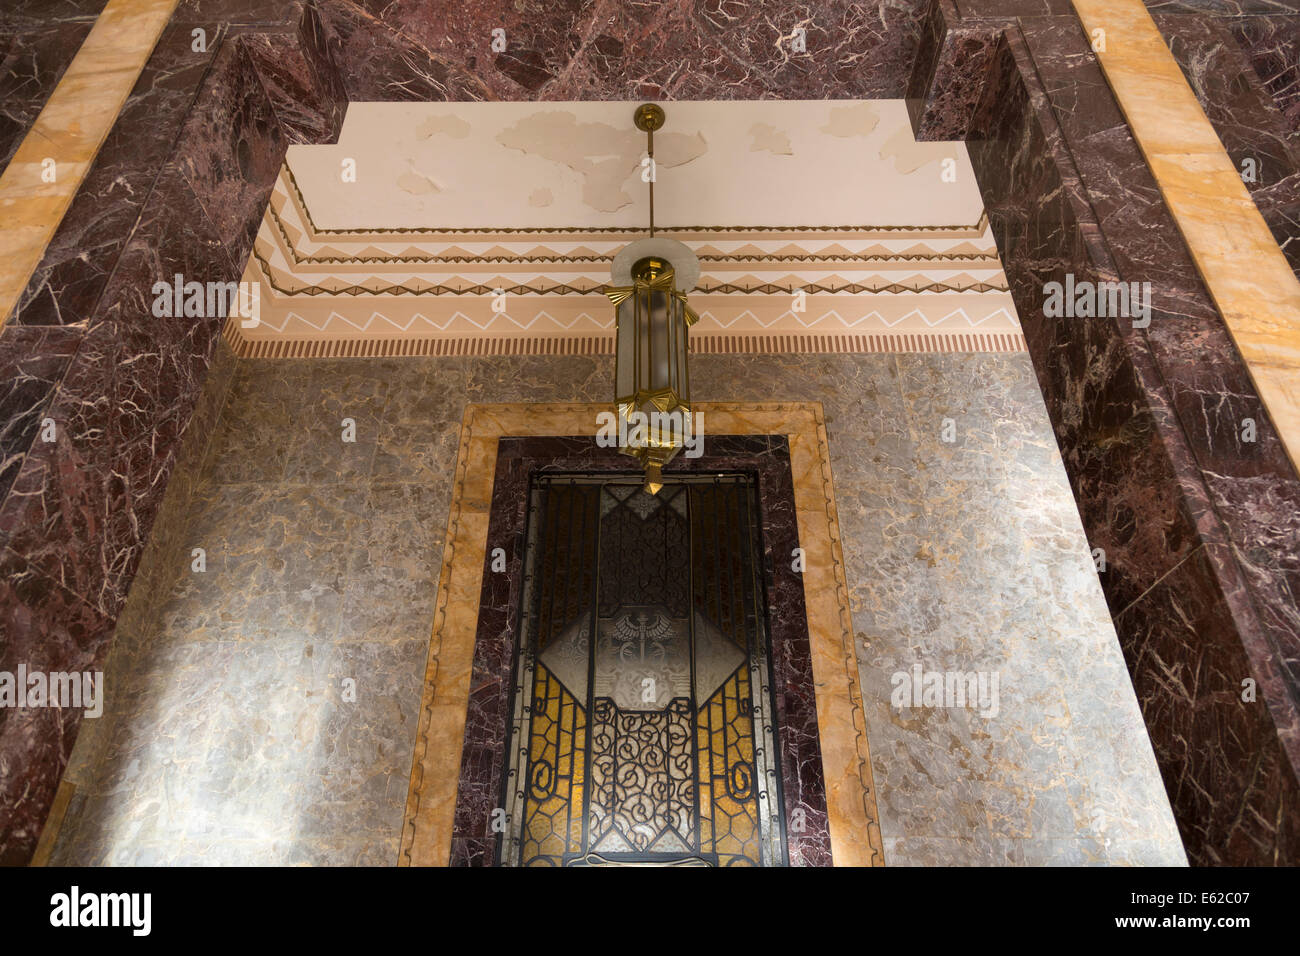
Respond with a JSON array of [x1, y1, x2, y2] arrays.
[[611, 237, 700, 291], [633, 103, 666, 133]]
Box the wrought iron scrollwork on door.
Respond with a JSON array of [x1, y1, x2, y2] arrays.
[[499, 474, 785, 867]]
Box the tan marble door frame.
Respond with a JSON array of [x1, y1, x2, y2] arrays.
[[399, 402, 885, 867]]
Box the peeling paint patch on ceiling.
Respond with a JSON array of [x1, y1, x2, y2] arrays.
[[878, 125, 960, 175], [290, 100, 982, 230], [748, 122, 793, 155], [494, 110, 707, 213], [397, 165, 440, 195], [416, 114, 471, 140], [821, 102, 881, 138]]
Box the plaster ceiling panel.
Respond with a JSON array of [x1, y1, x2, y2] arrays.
[[225, 100, 1022, 357], [286, 100, 978, 231]]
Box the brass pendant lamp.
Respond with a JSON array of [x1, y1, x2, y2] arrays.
[[604, 104, 700, 495]]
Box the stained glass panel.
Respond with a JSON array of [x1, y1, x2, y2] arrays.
[[500, 474, 785, 867]]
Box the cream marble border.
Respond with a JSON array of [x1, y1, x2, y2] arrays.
[[1073, 0, 1300, 473], [398, 402, 884, 867], [0, 0, 179, 327]]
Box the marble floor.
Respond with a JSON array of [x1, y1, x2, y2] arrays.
[[48, 351, 1185, 866]]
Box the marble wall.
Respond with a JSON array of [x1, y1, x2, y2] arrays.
[[1158, 14, 1300, 275], [0, 1, 108, 172], [909, 4, 1300, 864], [1230, 16, 1300, 136], [314, 0, 931, 103], [0, 2, 337, 863], [48, 351, 1183, 866], [2, 0, 1297, 865]]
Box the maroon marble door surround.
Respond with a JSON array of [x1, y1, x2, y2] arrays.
[[1, 0, 1297, 865], [449, 435, 829, 867]]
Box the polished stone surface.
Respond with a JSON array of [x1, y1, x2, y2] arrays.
[[0, 17, 101, 174], [1229, 16, 1300, 137], [6, 0, 1290, 867], [951, 12, 1300, 864], [0, 0, 180, 328], [1074, 0, 1300, 480], [698, 354, 1184, 865], [446, 433, 834, 867], [319, 0, 930, 103], [1158, 13, 1300, 275], [51, 352, 1182, 866]]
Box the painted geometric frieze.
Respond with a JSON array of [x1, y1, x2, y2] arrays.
[[225, 101, 1023, 356]]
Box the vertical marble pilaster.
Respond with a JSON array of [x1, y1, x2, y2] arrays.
[[10, 19, 221, 327], [0, 1, 342, 865], [1115, 541, 1300, 863], [312, 0, 492, 103], [0, 549, 114, 866], [240, 4, 345, 146], [0, 0, 180, 329], [1229, 16, 1300, 137], [907, 0, 1007, 141], [1156, 13, 1300, 275], [0, 325, 81, 513], [937, 2, 1300, 864], [0, 17, 104, 173], [168, 37, 288, 269], [1072, 0, 1300, 472]]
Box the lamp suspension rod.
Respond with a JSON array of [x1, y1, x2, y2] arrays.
[[634, 103, 665, 239], [647, 122, 655, 237]]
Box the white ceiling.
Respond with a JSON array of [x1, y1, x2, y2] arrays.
[[286, 100, 982, 231]]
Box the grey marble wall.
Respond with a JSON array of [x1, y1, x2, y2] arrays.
[[50, 351, 1184, 866], [697, 353, 1183, 864]]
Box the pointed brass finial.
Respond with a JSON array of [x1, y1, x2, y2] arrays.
[[643, 462, 664, 496]]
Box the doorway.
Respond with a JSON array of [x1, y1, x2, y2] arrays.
[[500, 473, 785, 866]]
